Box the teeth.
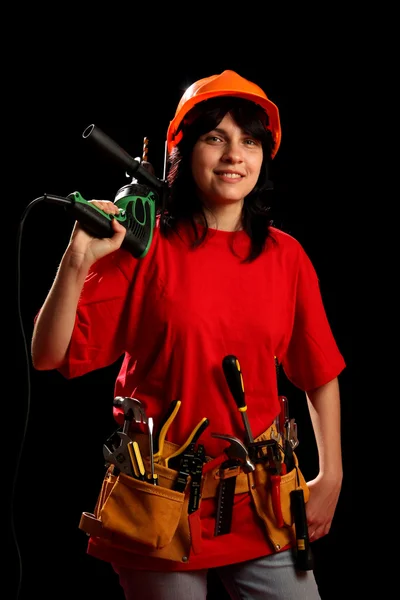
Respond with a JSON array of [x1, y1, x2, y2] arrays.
[[219, 173, 241, 178]]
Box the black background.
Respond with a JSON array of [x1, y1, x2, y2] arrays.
[[11, 49, 353, 600]]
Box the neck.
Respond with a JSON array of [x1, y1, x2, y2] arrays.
[[200, 201, 244, 232]]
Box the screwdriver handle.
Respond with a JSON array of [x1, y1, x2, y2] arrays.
[[147, 417, 158, 485], [222, 355, 245, 408], [127, 442, 141, 479], [290, 489, 314, 571], [278, 395, 289, 437], [222, 355, 254, 444], [132, 441, 146, 480]]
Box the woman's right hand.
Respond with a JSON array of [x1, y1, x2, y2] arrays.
[[67, 200, 127, 267]]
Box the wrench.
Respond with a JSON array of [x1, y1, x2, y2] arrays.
[[103, 431, 135, 476], [288, 418, 299, 449]]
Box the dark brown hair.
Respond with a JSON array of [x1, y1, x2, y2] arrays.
[[160, 96, 276, 262]]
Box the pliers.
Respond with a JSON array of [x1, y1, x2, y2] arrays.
[[164, 417, 209, 469], [153, 399, 182, 463], [153, 399, 209, 469]]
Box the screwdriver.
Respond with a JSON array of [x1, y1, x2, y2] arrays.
[[128, 441, 146, 481], [127, 442, 142, 480], [222, 355, 254, 445], [147, 417, 158, 485]]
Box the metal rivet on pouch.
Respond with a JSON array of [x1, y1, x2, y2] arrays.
[[276, 545, 281, 550], [251, 485, 255, 489], [182, 556, 188, 562]]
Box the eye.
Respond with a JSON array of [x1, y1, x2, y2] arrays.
[[244, 138, 258, 146], [205, 134, 223, 143]]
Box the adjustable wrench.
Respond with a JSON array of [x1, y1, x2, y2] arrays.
[[103, 431, 135, 477]]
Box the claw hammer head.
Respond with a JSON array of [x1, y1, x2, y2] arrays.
[[113, 396, 148, 427], [211, 433, 255, 472]]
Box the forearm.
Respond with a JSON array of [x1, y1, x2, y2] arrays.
[[306, 377, 343, 482], [31, 249, 91, 370]]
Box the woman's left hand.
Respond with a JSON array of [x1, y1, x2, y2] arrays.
[[305, 473, 343, 541]]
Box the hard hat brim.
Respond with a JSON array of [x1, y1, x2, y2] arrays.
[[166, 90, 281, 158]]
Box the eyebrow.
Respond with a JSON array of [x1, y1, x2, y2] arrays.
[[209, 126, 254, 137], [209, 127, 225, 135]]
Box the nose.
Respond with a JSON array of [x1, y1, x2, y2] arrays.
[[221, 141, 244, 164]]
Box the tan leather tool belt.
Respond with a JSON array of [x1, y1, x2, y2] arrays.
[[79, 422, 309, 560]]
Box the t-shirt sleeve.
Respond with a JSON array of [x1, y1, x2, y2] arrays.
[[57, 250, 135, 379], [282, 246, 346, 391]]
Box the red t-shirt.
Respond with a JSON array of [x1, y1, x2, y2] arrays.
[[58, 221, 345, 571]]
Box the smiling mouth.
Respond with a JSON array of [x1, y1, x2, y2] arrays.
[[215, 172, 243, 179]]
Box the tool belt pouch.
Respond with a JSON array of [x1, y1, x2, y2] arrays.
[[248, 453, 309, 552], [79, 438, 192, 562]]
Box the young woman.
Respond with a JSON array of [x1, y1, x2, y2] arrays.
[[31, 70, 345, 599]]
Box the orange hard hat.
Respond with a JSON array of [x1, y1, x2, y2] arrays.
[[166, 70, 281, 158]]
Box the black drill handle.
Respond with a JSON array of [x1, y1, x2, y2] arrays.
[[68, 197, 149, 258], [222, 355, 245, 409], [82, 124, 164, 193], [290, 489, 314, 571]]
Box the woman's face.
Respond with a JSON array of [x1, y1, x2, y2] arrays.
[[190, 112, 263, 209]]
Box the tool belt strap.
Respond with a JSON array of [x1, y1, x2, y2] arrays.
[[135, 423, 278, 499], [131, 422, 279, 501], [201, 466, 249, 498], [201, 422, 279, 499], [80, 511, 112, 540]]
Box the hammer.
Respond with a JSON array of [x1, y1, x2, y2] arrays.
[[211, 433, 255, 472], [113, 396, 148, 434]]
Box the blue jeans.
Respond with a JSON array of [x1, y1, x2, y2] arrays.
[[115, 549, 321, 599]]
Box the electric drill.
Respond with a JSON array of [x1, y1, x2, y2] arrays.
[[43, 124, 167, 258]]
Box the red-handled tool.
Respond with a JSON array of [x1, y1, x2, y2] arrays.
[[270, 474, 284, 528], [266, 442, 285, 528], [278, 395, 289, 439]]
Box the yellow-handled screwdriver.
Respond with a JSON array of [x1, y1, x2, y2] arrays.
[[128, 441, 146, 480], [222, 355, 254, 445], [147, 417, 158, 485]]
